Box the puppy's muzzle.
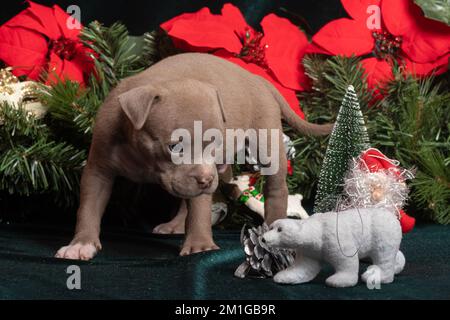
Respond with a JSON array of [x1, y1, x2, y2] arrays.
[[195, 174, 214, 189]]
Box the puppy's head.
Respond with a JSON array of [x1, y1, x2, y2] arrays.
[[261, 219, 304, 249], [118, 79, 226, 198]]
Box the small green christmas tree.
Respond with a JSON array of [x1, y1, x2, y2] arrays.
[[314, 85, 371, 213]]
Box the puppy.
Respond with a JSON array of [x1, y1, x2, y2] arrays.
[[55, 53, 332, 260]]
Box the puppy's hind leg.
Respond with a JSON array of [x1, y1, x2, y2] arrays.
[[261, 128, 288, 225], [153, 199, 187, 234]]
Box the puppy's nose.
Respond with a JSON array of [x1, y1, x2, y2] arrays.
[[196, 175, 214, 189], [261, 237, 266, 243]]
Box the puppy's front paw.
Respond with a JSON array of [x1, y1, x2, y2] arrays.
[[55, 237, 102, 261], [180, 238, 219, 256]]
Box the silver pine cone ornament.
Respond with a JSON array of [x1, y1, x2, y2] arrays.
[[234, 224, 295, 278]]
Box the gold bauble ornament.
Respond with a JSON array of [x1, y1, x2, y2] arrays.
[[0, 67, 47, 119]]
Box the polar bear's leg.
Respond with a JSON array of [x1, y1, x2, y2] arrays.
[[325, 256, 359, 288], [274, 255, 321, 284], [394, 251, 405, 275], [362, 251, 397, 284]]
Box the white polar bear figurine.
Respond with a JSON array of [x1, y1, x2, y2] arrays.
[[262, 208, 405, 287]]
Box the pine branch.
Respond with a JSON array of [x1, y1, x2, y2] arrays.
[[0, 102, 48, 145], [301, 54, 375, 110], [0, 103, 85, 204], [140, 30, 179, 68], [411, 149, 450, 224], [0, 141, 85, 197], [81, 21, 144, 88], [368, 73, 450, 223]]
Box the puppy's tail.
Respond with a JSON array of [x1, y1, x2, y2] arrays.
[[268, 83, 334, 136]]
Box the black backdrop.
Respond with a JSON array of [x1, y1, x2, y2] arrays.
[[1, 0, 346, 35]]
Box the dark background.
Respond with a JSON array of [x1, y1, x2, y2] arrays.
[[1, 0, 346, 35]]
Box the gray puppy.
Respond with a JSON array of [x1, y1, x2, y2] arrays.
[[55, 53, 332, 260]]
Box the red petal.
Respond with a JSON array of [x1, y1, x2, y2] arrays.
[[214, 50, 305, 118], [47, 52, 85, 85], [311, 18, 374, 57], [46, 52, 64, 85], [260, 14, 310, 91], [341, 0, 381, 21], [382, 0, 450, 63], [161, 7, 212, 32], [305, 42, 334, 55], [403, 54, 449, 77], [53, 4, 81, 40], [23, 1, 62, 39], [60, 59, 85, 85], [168, 19, 242, 53], [360, 57, 393, 89], [0, 26, 47, 79], [161, 6, 243, 53], [220, 3, 249, 38]]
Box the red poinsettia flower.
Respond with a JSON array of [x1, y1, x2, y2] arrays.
[[161, 4, 310, 118], [308, 0, 450, 90], [0, 1, 94, 85]]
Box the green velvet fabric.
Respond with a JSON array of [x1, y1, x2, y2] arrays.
[[0, 224, 449, 299]]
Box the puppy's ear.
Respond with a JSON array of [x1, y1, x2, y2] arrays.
[[118, 86, 159, 130]]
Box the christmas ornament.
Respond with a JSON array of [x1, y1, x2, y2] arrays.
[[230, 174, 309, 220], [0, 68, 47, 119], [160, 3, 310, 118], [234, 223, 295, 278], [262, 208, 406, 287], [342, 148, 416, 233], [314, 85, 370, 213], [211, 201, 228, 226], [0, 1, 94, 85], [307, 0, 450, 90]]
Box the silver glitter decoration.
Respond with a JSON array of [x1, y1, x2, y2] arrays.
[[339, 155, 414, 213]]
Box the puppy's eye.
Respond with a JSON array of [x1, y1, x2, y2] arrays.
[[168, 142, 183, 154], [277, 227, 282, 232]]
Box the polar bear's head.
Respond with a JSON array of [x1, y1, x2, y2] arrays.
[[261, 219, 305, 249]]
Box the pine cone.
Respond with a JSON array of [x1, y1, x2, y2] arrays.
[[234, 224, 295, 278]]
